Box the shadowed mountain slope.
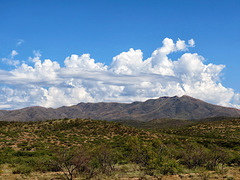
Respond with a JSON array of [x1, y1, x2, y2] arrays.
[[0, 95, 239, 122]]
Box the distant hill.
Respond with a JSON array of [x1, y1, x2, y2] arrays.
[[115, 116, 240, 129], [0, 95, 240, 122]]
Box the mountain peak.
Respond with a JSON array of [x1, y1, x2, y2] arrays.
[[0, 95, 239, 122]]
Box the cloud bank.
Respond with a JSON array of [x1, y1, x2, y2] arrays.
[[0, 38, 239, 110]]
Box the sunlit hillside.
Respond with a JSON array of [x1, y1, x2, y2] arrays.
[[0, 118, 239, 179]]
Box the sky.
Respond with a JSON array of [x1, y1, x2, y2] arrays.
[[0, 0, 240, 110]]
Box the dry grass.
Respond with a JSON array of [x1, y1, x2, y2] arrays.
[[0, 166, 239, 180]]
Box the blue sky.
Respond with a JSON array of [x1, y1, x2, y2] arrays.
[[0, 0, 239, 109]]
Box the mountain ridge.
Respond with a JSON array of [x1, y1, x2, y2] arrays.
[[0, 95, 239, 122]]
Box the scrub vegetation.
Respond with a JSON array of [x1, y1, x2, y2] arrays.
[[0, 117, 239, 179]]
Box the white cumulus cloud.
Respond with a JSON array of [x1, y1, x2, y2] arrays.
[[0, 38, 239, 110], [1, 50, 20, 66], [11, 50, 18, 58]]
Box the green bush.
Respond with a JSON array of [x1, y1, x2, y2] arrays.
[[179, 143, 208, 169], [90, 144, 117, 175], [0, 147, 15, 164], [228, 152, 240, 166], [206, 146, 231, 170], [13, 165, 32, 175], [158, 158, 181, 175]]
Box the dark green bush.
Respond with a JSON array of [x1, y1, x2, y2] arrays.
[[90, 144, 117, 175], [179, 143, 208, 169], [13, 165, 32, 175]]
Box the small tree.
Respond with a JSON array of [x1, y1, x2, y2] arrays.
[[51, 147, 90, 180], [91, 144, 117, 176]]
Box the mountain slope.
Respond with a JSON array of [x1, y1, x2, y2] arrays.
[[0, 95, 239, 122]]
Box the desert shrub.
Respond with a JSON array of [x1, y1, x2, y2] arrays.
[[14, 151, 36, 157], [0, 147, 15, 164], [0, 166, 2, 175], [179, 142, 208, 169], [206, 146, 231, 170], [146, 143, 181, 175], [13, 165, 32, 175], [126, 136, 181, 176], [157, 158, 181, 175], [126, 136, 151, 166], [198, 169, 211, 180], [228, 152, 240, 166], [20, 156, 59, 173], [90, 144, 117, 176]]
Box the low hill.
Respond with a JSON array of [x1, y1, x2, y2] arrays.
[[115, 118, 194, 129], [115, 116, 240, 129], [0, 117, 239, 179], [0, 95, 240, 121]]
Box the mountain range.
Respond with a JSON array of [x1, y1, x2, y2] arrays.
[[0, 95, 239, 122]]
